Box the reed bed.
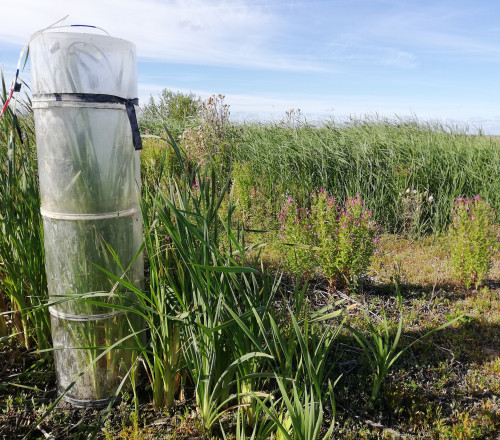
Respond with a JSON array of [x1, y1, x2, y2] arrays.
[[232, 118, 500, 234]]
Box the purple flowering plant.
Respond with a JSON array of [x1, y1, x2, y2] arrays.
[[278, 190, 379, 288], [278, 197, 318, 276], [315, 192, 379, 288], [449, 196, 496, 289]]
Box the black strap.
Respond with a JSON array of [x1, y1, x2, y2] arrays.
[[34, 93, 143, 151], [14, 69, 22, 92]]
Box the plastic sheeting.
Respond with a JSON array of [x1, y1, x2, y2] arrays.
[[30, 31, 144, 406]]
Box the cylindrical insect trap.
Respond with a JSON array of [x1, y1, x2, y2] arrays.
[[30, 31, 144, 407]]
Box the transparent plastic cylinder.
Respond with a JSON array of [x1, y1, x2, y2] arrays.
[[30, 32, 144, 406]]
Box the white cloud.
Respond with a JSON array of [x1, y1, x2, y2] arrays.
[[3, 1, 500, 134], [0, 0, 325, 72]]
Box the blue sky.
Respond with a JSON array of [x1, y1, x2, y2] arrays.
[[2, 0, 500, 132]]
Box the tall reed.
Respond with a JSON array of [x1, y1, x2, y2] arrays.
[[249, 282, 345, 440], [232, 117, 500, 234], [149, 146, 276, 431], [103, 131, 279, 433], [0, 71, 50, 349]]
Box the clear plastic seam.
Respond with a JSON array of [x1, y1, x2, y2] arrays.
[[49, 306, 126, 321], [63, 395, 112, 408], [40, 207, 138, 221]]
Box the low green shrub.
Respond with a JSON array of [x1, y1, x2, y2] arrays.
[[449, 196, 496, 289], [139, 88, 200, 136]]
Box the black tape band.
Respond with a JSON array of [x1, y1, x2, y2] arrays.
[[33, 93, 143, 151]]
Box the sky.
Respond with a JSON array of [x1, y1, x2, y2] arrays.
[[1, 0, 500, 133]]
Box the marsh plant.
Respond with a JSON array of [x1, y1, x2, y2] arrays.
[[278, 197, 317, 277], [0, 71, 50, 350], [104, 132, 283, 433], [278, 191, 379, 288], [139, 96, 500, 235], [399, 187, 435, 237], [104, 130, 348, 437], [181, 94, 233, 185], [231, 161, 269, 224], [140, 134, 182, 190], [280, 108, 305, 129], [250, 282, 344, 440], [347, 282, 463, 403], [449, 196, 496, 289], [314, 192, 379, 288]]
